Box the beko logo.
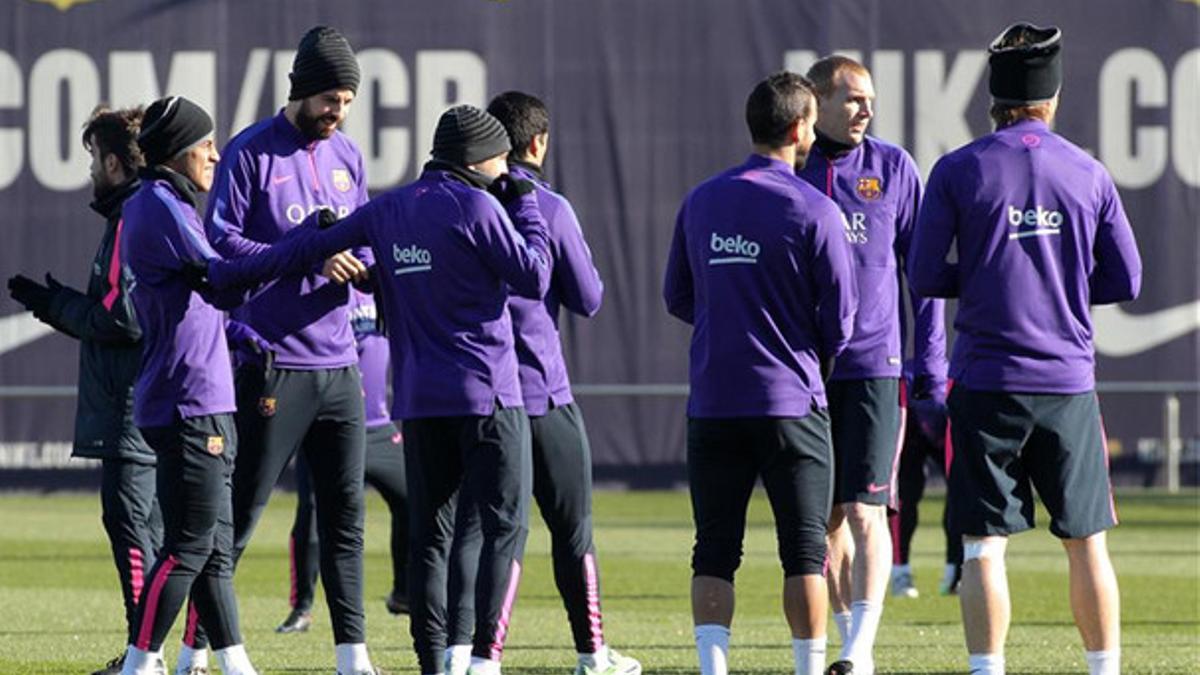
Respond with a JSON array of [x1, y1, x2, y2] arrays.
[[1007, 205, 1063, 240], [393, 243, 432, 275], [709, 232, 760, 265]]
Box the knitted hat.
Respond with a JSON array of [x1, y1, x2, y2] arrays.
[[988, 22, 1063, 105], [431, 105, 512, 167], [289, 26, 361, 101], [137, 96, 213, 166]]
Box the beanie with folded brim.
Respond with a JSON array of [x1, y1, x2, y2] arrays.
[[289, 26, 361, 101], [137, 96, 213, 167], [431, 104, 512, 167], [988, 22, 1062, 105]]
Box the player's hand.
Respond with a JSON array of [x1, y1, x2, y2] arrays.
[[7, 274, 54, 315], [43, 273, 64, 293], [180, 260, 211, 292], [487, 173, 537, 205], [322, 250, 368, 284]]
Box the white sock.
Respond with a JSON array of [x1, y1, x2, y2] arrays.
[[121, 646, 164, 675], [892, 563, 911, 576], [335, 643, 372, 674], [468, 656, 501, 675], [694, 624, 730, 675], [445, 644, 473, 675], [1085, 649, 1120, 675], [791, 637, 826, 675], [842, 600, 882, 666], [832, 611, 852, 645], [579, 645, 611, 670], [967, 652, 1005, 675], [174, 644, 208, 674], [214, 644, 256, 675]]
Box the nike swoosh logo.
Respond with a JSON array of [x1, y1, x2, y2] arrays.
[[272, 175, 294, 185], [0, 312, 56, 355], [866, 482, 889, 494], [1092, 302, 1200, 357]]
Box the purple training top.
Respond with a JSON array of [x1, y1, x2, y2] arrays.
[[908, 119, 1142, 394], [797, 135, 947, 382], [664, 154, 858, 418], [122, 173, 241, 428], [205, 111, 373, 371], [207, 169, 551, 420], [506, 162, 604, 416]]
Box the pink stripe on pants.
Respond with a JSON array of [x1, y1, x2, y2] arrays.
[[487, 560, 523, 661], [135, 555, 179, 650]]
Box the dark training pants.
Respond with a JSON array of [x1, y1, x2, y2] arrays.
[[403, 407, 532, 673], [688, 412, 834, 581], [130, 415, 242, 652], [99, 457, 162, 645], [448, 402, 605, 654], [890, 413, 961, 567], [230, 365, 367, 644], [289, 422, 410, 611]]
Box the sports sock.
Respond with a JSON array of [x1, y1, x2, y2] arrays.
[[578, 644, 611, 670], [175, 644, 208, 674], [1085, 649, 1120, 675], [791, 637, 826, 675], [694, 624, 730, 675], [967, 652, 1005, 675], [214, 644, 256, 675], [335, 643, 372, 674], [468, 656, 501, 675], [842, 600, 882, 664], [832, 611, 852, 645], [121, 646, 164, 675], [445, 645, 473, 675]]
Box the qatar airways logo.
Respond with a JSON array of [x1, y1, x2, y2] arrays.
[[709, 232, 761, 265], [285, 203, 352, 225], [393, 242, 432, 275], [1007, 205, 1064, 240]]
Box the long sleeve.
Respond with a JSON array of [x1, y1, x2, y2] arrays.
[[42, 223, 140, 344], [471, 191, 552, 300], [892, 156, 947, 379], [205, 149, 270, 258], [811, 208, 857, 360], [1089, 174, 1143, 305], [908, 159, 960, 298], [548, 199, 603, 317], [662, 203, 694, 324]]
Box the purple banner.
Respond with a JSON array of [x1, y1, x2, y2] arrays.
[[1, 0, 1196, 481]]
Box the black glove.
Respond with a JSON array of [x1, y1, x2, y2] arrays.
[[180, 259, 211, 292], [7, 274, 54, 315], [44, 273, 64, 293], [316, 208, 339, 230], [487, 173, 537, 205]]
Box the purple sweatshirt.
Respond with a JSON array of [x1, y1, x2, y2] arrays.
[[506, 162, 604, 416], [663, 154, 858, 418], [122, 171, 240, 428], [908, 119, 1142, 394], [205, 111, 372, 370], [797, 135, 947, 381], [207, 169, 551, 419], [349, 288, 391, 428]]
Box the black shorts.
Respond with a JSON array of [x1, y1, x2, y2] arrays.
[[827, 378, 904, 507], [947, 387, 1117, 539], [687, 412, 833, 580]]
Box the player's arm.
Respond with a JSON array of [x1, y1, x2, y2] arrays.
[[40, 267, 141, 345], [1089, 173, 1142, 305], [549, 199, 603, 317], [662, 203, 694, 324], [346, 152, 376, 291], [810, 204, 858, 367], [204, 148, 270, 258], [907, 159, 960, 298], [471, 186, 552, 300], [893, 156, 948, 385]]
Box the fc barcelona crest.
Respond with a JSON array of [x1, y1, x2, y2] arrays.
[[206, 436, 225, 456], [856, 176, 883, 201], [258, 396, 277, 417], [332, 168, 352, 193]]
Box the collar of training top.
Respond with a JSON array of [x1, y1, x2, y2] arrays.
[[508, 158, 546, 184], [813, 129, 859, 160], [422, 159, 494, 190], [90, 178, 140, 220], [138, 165, 200, 209]]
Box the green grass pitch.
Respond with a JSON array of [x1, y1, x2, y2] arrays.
[[0, 490, 1196, 673]]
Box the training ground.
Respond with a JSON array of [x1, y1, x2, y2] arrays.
[[0, 490, 1196, 673]]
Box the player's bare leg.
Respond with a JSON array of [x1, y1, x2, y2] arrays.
[[825, 506, 854, 643], [1063, 533, 1121, 674], [785, 575, 828, 674], [959, 536, 1009, 675], [692, 576, 734, 675]]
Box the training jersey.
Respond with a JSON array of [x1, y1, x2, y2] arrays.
[[797, 135, 946, 382], [122, 169, 241, 428], [663, 154, 857, 418], [349, 288, 391, 428], [909, 119, 1142, 394], [208, 168, 552, 420], [205, 111, 372, 370], [505, 162, 604, 416]]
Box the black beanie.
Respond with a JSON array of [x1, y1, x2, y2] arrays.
[[137, 96, 213, 166], [988, 22, 1063, 105], [431, 105, 512, 167], [289, 26, 361, 101]]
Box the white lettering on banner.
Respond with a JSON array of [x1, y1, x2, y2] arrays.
[[29, 49, 98, 192], [108, 51, 216, 118], [0, 442, 83, 469], [0, 52, 22, 191], [914, 50, 987, 175], [414, 50, 487, 169], [1100, 48, 1168, 189], [341, 49, 412, 189], [1171, 50, 1199, 187]]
